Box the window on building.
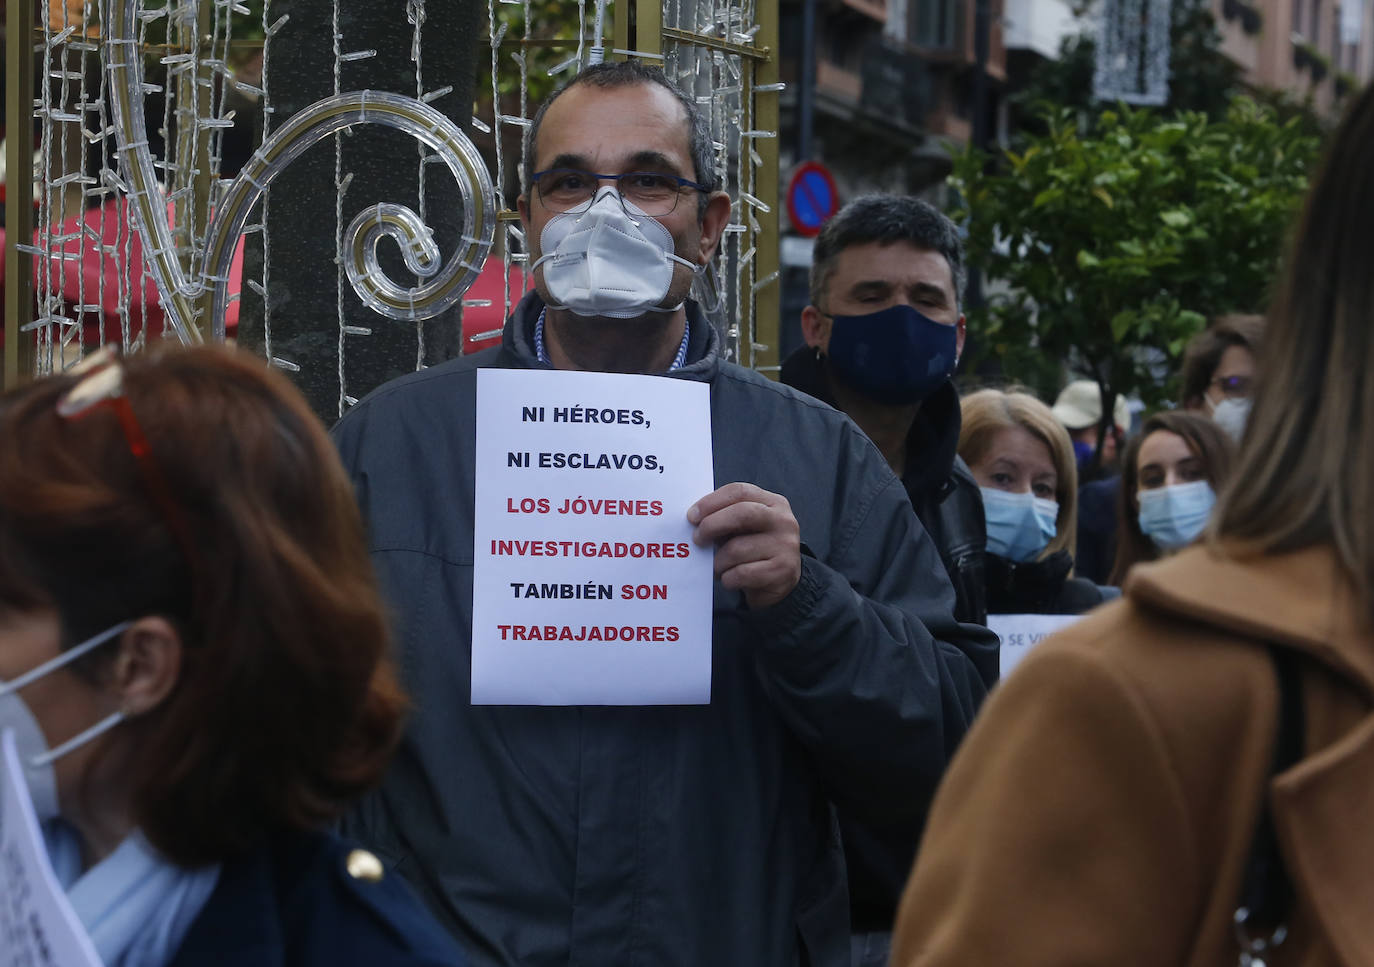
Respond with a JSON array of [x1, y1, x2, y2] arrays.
[[912, 0, 961, 48], [1311, 0, 1322, 44], [1294, 0, 1305, 37]]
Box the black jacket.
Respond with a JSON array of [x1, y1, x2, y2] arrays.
[[985, 550, 1117, 616], [334, 294, 999, 967], [1074, 476, 1121, 586], [779, 348, 987, 626], [167, 830, 466, 967], [780, 347, 992, 932]]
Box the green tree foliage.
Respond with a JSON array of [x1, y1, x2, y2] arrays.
[[483, 0, 602, 104], [951, 99, 1319, 409]]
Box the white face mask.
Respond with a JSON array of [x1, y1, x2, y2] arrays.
[[0, 621, 130, 821], [533, 186, 700, 319], [1209, 396, 1251, 441]]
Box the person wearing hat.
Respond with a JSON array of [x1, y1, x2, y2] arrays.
[[1050, 379, 1132, 478], [1051, 379, 1132, 586]]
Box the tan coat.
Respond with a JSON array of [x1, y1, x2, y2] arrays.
[[890, 544, 1374, 966]]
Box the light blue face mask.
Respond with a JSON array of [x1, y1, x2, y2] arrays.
[[1138, 479, 1216, 551], [981, 487, 1058, 563]]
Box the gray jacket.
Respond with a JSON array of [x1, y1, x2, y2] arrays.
[[332, 293, 999, 967]]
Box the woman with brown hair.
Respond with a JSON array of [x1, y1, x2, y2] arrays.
[[1108, 410, 1235, 585], [890, 80, 1374, 965], [0, 346, 466, 966], [1179, 313, 1264, 438], [959, 388, 1113, 614]]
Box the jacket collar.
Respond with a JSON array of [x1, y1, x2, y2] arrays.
[[1129, 544, 1374, 966], [778, 345, 961, 499], [1125, 543, 1374, 697], [166, 845, 283, 967], [502, 291, 722, 383]]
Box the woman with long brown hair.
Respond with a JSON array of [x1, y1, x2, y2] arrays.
[[1108, 410, 1235, 585], [0, 345, 466, 966], [890, 80, 1374, 965]]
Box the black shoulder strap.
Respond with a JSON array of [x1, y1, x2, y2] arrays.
[[1236, 645, 1306, 930]]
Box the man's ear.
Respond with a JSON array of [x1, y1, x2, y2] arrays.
[[956, 314, 967, 361], [801, 305, 832, 353], [517, 193, 531, 232], [110, 617, 182, 717], [695, 191, 733, 264]]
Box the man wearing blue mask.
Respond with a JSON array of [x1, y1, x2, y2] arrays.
[[783, 196, 985, 626], [779, 195, 992, 967], [333, 62, 997, 967]]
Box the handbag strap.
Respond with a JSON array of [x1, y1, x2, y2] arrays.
[[1233, 645, 1306, 962]]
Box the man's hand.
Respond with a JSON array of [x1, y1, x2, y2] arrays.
[[687, 483, 802, 610]]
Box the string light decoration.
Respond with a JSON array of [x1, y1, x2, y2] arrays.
[[14, 0, 779, 390]]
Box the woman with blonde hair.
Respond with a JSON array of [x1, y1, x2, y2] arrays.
[[959, 388, 1114, 615], [890, 80, 1374, 966]]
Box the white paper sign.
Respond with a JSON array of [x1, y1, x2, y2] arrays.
[[987, 613, 1086, 678], [0, 729, 103, 967], [471, 369, 715, 705]]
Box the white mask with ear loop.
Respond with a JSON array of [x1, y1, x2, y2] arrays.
[[1209, 396, 1252, 441], [534, 186, 702, 319], [0, 621, 131, 821]]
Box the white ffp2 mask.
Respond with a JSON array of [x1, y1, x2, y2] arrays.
[[534, 187, 699, 319]]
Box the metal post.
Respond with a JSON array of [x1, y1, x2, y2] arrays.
[[636, 0, 663, 56], [965, 0, 991, 310], [753, 4, 781, 374], [5, 0, 36, 388], [798, 0, 816, 160], [187, 0, 217, 334], [971, 0, 990, 150]]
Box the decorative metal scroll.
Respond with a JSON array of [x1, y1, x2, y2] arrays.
[[102, 0, 496, 344]]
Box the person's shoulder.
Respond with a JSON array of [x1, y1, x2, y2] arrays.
[[1054, 575, 1118, 614], [274, 830, 468, 966], [711, 359, 859, 428], [336, 347, 502, 428], [1016, 585, 1275, 734], [1078, 474, 1120, 506]]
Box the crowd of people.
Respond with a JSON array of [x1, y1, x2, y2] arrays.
[[3, 55, 1374, 967]]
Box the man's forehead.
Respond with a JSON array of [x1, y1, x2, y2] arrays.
[[832, 241, 954, 291], [535, 82, 692, 169]]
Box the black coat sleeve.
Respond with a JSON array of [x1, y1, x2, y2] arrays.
[[744, 471, 1000, 825]]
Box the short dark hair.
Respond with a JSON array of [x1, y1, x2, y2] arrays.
[[1178, 314, 1264, 407], [0, 345, 405, 867], [809, 195, 967, 312], [523, 60, 719, 215]]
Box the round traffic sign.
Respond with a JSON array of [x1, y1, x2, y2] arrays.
[[786, 162, 840, 238]]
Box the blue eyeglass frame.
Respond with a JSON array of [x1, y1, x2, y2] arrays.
[[531, 168, 709, 213]]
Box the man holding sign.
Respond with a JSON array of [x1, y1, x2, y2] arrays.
[[333, 60, 998, 967]]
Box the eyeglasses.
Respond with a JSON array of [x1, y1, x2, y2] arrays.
[[532, 168, 708, 216], [1208, 375, 1253, 399], [56, 348, 200, 571]]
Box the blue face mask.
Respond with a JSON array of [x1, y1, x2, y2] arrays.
[[1072, 439, 1094, 471], [1138, 480, 1216, 551], [826, 304, 958, 405], [981, 487, 1059, 563]]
